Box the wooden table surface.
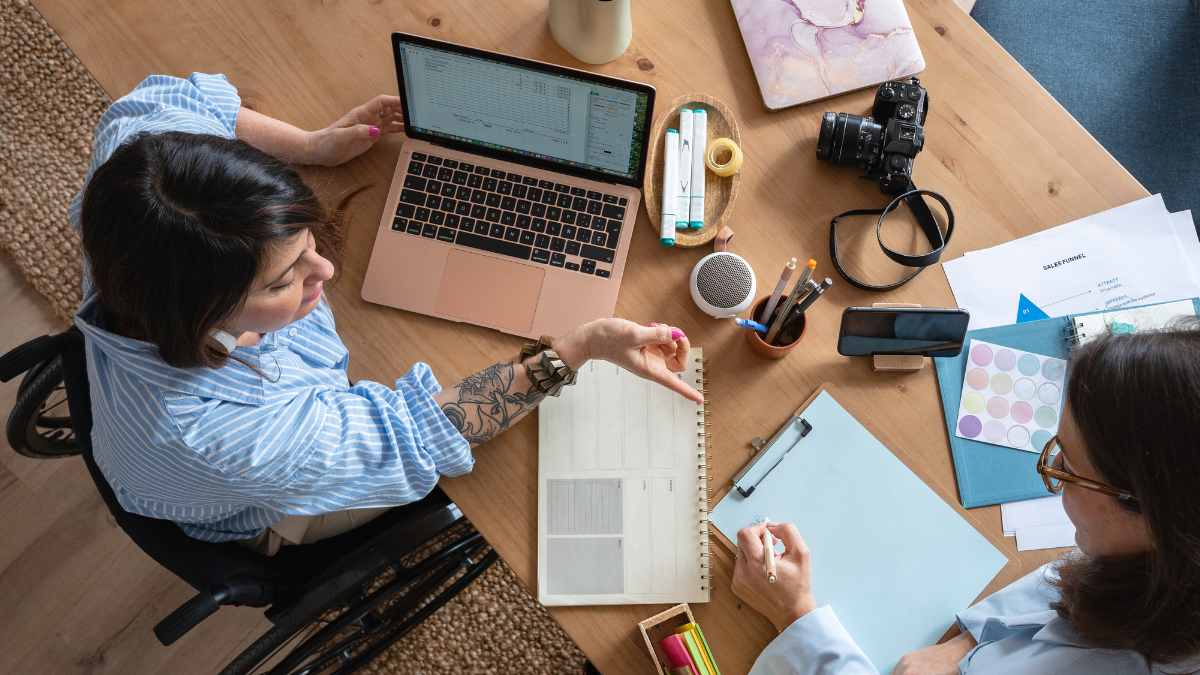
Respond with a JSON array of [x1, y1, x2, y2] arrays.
[[28, 0, 1147, 672]]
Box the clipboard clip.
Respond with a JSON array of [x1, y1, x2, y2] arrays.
[[733, 416, 813, 498]]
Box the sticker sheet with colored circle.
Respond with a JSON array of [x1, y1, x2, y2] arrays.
[[955, 339, 1068, 452]]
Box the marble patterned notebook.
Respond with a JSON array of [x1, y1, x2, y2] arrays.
[[730, 0, 926, 110]]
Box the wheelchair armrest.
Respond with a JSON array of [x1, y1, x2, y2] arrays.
[[153, 576, 275, 646]]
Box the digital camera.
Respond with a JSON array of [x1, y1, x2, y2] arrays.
[[815, 77, 929, 195]]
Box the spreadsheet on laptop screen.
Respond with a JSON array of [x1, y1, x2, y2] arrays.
[[398, 41, 650, 181]]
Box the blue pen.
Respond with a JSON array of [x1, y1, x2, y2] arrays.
[[734, 317, 769, 333]]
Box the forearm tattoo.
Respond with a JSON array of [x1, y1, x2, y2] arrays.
[[440, 360, 545, 445]]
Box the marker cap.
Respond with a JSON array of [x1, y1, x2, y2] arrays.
[[661, 238, 675, 246]]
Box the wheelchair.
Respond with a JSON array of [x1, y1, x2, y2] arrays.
[[0, 327, 497, 675]]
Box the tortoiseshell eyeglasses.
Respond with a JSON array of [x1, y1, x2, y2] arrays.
[[1037, 435, 1137, 501]]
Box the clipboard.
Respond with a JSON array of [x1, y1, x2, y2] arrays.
[[709, 383, 1020, 670], [711, 382, 1017, 565]]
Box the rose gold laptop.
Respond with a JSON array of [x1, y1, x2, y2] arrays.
[[362, 33, 656, 339]]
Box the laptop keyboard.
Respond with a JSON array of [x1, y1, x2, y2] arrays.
[[390, 152, 629, 278]]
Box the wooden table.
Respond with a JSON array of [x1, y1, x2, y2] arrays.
[[29, 0, 1147, 672]]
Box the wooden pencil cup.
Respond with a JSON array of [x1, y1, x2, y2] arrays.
[[746, 295, 807, 359]]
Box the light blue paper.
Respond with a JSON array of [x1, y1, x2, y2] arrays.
[[712, 392, 1009, 673]]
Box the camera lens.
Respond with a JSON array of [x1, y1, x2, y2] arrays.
[[815, 112, 883, 169]]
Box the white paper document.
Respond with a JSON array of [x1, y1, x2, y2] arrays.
[[1170, 210, 1200, 278], [1001, 495, 1076, 551], [944, 195, 1200, 330], [1001, 495, 1071, 536], [1016, 523, 1077, 551], [536, 351, 710, 606]]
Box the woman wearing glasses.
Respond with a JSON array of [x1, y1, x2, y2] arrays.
[[731, 324, 1200, 674]]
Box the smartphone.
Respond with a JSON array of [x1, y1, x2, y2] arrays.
[[837, 307, 971, 357]]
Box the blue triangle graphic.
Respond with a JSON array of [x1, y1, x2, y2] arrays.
[[1016, 293, 1050, 323]]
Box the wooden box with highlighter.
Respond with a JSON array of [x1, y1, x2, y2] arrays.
[[638, 603, 722, 675]]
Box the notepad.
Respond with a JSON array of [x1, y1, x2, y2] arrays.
[[1067, 299, 1196, 346], [711, 387, 1010, 673], [536, 350, 711, 606]]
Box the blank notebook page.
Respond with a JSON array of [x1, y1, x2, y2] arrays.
[[537, 350, 710, 606]]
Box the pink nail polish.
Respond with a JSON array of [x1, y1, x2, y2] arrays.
[[652, 322, 664, 327], [369, 126, 380, 137], [671, 329, 685, 340]]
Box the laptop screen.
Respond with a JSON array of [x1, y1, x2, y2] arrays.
[[393, 34, 654, 186]]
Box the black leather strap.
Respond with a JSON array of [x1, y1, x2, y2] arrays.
[[829, 185, 955, 292]]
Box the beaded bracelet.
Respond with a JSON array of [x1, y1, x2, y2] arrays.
[[521, 335, 578, 397]]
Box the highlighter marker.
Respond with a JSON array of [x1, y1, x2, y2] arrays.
[[661, 129, 678, 246], [676, 110, 693, 229], [689, 109, 707, 228]]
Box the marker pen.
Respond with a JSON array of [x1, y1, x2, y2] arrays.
[[661, 129, 679, 246], [676, 110, 693, 229], [689, 109, 707, 228]]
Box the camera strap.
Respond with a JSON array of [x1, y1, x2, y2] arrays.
[[828, 184, 955, 292]]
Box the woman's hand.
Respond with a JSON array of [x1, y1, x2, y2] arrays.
[[552, 319, 703, 403], [304, 95, 405, 167], [891, 631, 977, 675], [731, 521, 819, 633]]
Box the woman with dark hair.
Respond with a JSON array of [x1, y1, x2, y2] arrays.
[[73, 73, 699, 555], [731, 323, 1200, 674]]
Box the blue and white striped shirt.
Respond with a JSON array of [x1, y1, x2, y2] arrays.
[[71, 73, 473, 542]]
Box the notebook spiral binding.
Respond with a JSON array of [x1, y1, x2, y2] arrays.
[[697, 356, 712, 591], [1062, 323, 1087, 350]]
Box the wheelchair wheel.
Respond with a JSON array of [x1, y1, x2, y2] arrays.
[[219, 519, 497, 675], [5, 356, 79, 458]]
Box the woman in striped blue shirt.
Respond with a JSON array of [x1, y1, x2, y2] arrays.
[[72, 73, 700, 555]]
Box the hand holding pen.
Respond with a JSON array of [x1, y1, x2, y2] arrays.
[[731, 520, 820, 632]]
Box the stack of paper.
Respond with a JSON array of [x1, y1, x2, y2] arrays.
[[945, 196, 1200, 330], [1001, 496, 1075, 551]]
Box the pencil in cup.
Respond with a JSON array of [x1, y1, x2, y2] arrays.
[[760, 258, 796, 324], [764, 261, 816, 344], [746, 296, 808, 359]]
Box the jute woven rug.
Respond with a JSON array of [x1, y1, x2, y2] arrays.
[[0, 1, 587, 672]]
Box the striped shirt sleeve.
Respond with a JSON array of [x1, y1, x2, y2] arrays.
[[161, 362, 474, 515]]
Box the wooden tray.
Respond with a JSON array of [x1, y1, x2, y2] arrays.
[[643, 93, 741, 248]]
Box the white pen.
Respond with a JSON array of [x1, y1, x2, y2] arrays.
[[661, 129, 678, 246], [689, 109, 707, 228], [676, 109, 693, 229], [763, 517, 777, 583]]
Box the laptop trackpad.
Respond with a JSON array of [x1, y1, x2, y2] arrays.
[[434, 249, 544, 333]]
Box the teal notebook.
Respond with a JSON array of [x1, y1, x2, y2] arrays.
[[934, 298, 1200, 508], [711, 388, 1010, 674]]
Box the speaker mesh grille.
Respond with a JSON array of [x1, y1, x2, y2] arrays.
[[696, 255, 753, 309]]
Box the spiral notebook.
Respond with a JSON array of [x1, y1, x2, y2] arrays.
[[537, 350, 711, 606]]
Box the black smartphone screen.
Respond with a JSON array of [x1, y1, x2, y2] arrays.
[[837, 308, 970, 357]]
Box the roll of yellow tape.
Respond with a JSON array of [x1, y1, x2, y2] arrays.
[[705, 138, 743, 176]]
